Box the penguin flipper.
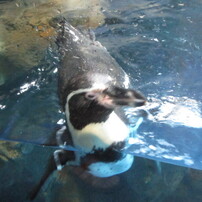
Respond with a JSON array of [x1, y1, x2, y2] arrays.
[[42, 125, 76, 151]]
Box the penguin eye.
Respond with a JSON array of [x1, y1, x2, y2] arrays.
[[85, 92, 97, 100]]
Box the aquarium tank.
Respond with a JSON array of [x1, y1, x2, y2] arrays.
[[0, 0, 202, 201]]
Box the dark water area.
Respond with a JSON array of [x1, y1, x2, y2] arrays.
[[0, 0, 202, 201]]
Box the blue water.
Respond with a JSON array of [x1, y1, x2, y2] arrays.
[[1, 0, 202, 201], [95, 0, 202, 170]]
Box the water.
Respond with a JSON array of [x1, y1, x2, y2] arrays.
[[95, 0, 202, 169], [1, 0, 202, 201]]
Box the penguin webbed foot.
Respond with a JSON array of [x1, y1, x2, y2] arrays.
[[54, 149, 67, 170]]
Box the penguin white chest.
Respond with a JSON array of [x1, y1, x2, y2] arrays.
[[68, 112, 130, 153]]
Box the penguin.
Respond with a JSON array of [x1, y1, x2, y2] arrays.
[[29, 19, 146, 200]]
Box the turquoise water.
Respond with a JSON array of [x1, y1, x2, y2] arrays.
[[1, 0, 202, 201], [96, 0, 202, 170]]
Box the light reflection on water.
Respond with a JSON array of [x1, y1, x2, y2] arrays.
[[151, 96, 202, 128], [143, 96, 202, 128], [124, 94, 202, 169]]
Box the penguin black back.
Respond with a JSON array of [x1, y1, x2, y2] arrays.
[[57, 20, 133, 109]]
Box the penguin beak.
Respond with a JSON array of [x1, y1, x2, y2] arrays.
[[85, 86, 146, 108], [102, 86, 146, 108]]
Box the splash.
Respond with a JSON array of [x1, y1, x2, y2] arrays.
[[126, 95, 202, 129], [148, 96, 202, 128], [122, 95, 202, 168]]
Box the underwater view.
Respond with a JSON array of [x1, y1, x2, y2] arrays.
[[1, 0, 202, 201]]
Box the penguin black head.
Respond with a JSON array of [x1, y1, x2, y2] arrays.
[[101, 86, 146, 108]]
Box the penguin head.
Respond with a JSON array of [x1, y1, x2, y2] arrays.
[[85, 85, 146, 108], [66, 85, 146, 130]]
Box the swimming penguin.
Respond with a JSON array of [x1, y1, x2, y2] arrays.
[[29, 19, 146, 200]]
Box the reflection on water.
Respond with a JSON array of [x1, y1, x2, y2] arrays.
[[127, 95, 202, 128], [1, 0, 202, 201], [149, 96, 202, 128], [124, 94, 202, 169]]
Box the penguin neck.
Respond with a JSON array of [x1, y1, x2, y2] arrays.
[[66, 87, 113, 130], [66, 111, 130, 153]]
